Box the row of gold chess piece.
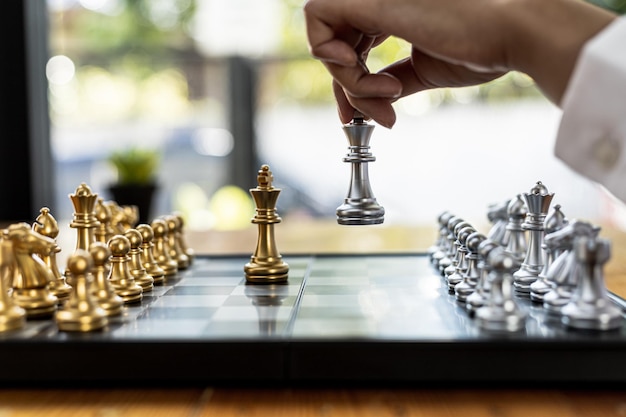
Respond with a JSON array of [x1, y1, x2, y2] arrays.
[[0, 183, 194, 332]]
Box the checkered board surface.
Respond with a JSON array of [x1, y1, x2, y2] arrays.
[[3, 254, 626, 384], [9, 253, 625, 341]]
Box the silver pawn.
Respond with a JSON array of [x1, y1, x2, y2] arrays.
[[502, 195, 527, 258], [446, 226, 476, 292], [437, 216, 465, 275], [466, 239, 499, 313], [336, 113, 385, 225], [429, 211, 453, 266], [530, 204, 568, 303], [476, 247, 527, 332], [455, 232, 486, 302], [561, 236, 622, 331], [443, 220, 472, 278], [513, 181, 554, 296]]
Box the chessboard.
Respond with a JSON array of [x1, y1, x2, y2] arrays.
[[1, 253, 625, 385]]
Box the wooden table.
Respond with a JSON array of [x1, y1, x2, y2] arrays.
[[3, 220, 626, 415]]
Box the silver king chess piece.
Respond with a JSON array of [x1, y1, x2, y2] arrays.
[[336, 112, 385, 225], [513, 181, 554, 296]]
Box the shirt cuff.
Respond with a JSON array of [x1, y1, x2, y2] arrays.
[[555, 17, 626, 203]]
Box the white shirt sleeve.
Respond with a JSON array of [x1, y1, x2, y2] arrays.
[[555, 17, 626, 203]]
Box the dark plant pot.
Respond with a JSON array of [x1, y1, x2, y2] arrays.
[[108, 183, 158, 225]]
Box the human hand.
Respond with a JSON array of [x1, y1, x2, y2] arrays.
[[304, 0, 616, 127]]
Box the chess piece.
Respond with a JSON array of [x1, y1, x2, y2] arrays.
[[89, 242, 123, 317], [543, 220, 600, 314], [244, 164, 289, 283], [446, 225, 476, 292], [94, 198, 115, 244], [174, 212, 194, 264], [107, 201, 127, 234], [7, 223, 58, 318], [164, 215, 190, 270], [466, 239, 499, 313], [69, 183, 100, 253], [124, 229, 154, 292], [55, 249, 107, 332], [513, 182, 554, 296], [336, 113, 385, 225], [0, 232, 26, 331], [486, 199, 510, 246], [150, 219, 178, 277], [136, 224, 165, 285], [107, 235, 143, 304], [502, 194, 527, 258], [561, 236, 622, 331], [437, 216, 465, 274], [530, 204, 568, 303], [32, 207, 72, 304], [122, 205, 139, 230], [429, 211, 453, 267], [443, 220, 472, 279], [455, 232, 486, 302], [476, 246, 527, 332]]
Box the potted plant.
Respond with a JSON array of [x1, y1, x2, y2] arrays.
[[107, 147, 160, 224]]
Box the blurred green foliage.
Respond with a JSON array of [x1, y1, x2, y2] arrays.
[[108, 147, 160, 185]]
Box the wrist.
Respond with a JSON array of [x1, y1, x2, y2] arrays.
[[503, 0, 616, 103]]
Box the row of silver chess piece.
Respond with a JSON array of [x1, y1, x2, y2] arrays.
[[428, 181, 623, 332]]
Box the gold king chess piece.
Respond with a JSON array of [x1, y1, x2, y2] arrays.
[[0, 231, 26, 331], [69, 183, 100, 252], [32, 207, 72, 304], [244, 164, 289, 283], [7, 224, 58, 318], [55, 249, 107, 332]]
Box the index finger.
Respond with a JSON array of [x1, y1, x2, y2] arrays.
[[304, 1, 359, 66]]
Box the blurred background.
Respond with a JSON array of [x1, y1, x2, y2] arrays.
[[44, 0, 626, 235]]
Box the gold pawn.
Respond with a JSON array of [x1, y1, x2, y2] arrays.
[[107, 235, 143, 304], [164, 215, 190, 270], [55, 249, 107, 332], [124, 229, 154, 292], [94, 198, 115, 244], [150, 219, 178, 277], [0, 232, 25, 331], [136, 224, 165, 285], [173, 212, 194, 265], [244, 165, 289, 283], [32, 207, 72, 304], [89, 242, 123, 317]]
